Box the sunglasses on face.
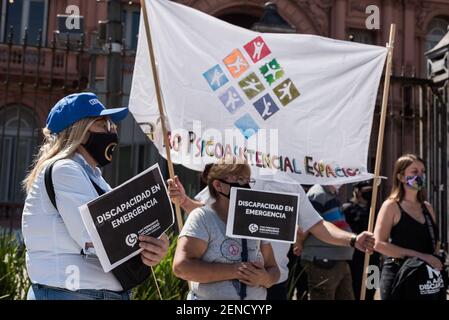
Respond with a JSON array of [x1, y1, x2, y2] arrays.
[[93, 118, 117, 133]]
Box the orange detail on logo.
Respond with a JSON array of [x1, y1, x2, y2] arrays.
[[223, 49, 249, 79]]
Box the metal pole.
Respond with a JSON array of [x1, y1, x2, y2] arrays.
[[104, 0, 123, 184], [105, 0, 123, 107]]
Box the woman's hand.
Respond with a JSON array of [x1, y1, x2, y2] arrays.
[[167, 176, 186, 206], [419, 253, 443, 271], [139, 233, 169, 267], [355, 231, 375, 254], [236, 261, 271, 288]]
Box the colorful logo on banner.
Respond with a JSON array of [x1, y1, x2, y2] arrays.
[[202, 36, 301, 139]]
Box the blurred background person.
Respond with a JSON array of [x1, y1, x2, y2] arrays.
[[299, 184, 355, 300], [343, 180, 379, 300]]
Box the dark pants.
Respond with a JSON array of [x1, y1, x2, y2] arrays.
[[380, 259, 401, 300], [304, 261, 355, 300], [266, 280, 288, 300], [287, 247, 309, 300]]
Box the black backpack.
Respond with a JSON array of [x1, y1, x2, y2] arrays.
[[44, 161, 151, 291]]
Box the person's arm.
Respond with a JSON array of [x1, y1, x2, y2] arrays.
[[237, 242, 280, 288], [309, 220, 375, 253], [301, 190, 374, 252], [167, 176, 203, 214], [173, 236, 239, 283], [374, 200, 442, 270]]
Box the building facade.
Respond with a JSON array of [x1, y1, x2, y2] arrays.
[[1, 0, 449, 233]]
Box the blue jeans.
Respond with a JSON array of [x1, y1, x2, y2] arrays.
[[28, 284, 131, 300]]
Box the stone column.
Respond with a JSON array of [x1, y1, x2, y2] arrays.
[[333, 0, 347, 40]]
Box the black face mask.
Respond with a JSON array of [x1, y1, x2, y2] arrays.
[[217, 180, 251, 199], [82, 132, 118, 167], [361, 190, 372, 203]]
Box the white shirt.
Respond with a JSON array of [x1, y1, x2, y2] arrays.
[[193, 178, 323, 284], [22, 153, 123, 291]]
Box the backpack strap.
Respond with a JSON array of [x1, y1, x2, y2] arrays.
[[44, 161, 58, 210], [422, 204, 438, 251], [89, 179, 106, 196], [44, 160, 106, 210], [239, 239, 248, 300]]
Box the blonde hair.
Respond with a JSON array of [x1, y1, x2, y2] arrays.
[[23, 117, 98, 192], [201, 156, 251, 199], [388, 153, 426, 204]]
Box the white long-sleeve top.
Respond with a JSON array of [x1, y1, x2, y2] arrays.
[[22, 153, 122, 291]]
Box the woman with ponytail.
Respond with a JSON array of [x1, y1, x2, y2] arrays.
[[172, 156, 280, 300]]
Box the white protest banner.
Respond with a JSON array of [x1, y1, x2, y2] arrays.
[[79, 163, 174, 272], [129, 0, 387, 185], [226, 188, 299, 243]]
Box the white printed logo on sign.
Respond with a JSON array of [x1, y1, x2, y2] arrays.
[[248, 223, 259, 233], [125, 233, 138, 247]]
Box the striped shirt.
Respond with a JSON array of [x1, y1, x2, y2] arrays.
[[301, 184, 354, 262]]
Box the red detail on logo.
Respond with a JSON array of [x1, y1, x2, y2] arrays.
[[244, 36, 271, 63]]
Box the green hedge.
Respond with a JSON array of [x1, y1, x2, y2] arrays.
[[0, 232, 188, 300], [0, 232, 30, 300]]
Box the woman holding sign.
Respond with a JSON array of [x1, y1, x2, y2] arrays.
[[21, 93, 169, 300], [171, 160, 377, 300], [173, 157, 281, 300], [172, 156, 376, 300]]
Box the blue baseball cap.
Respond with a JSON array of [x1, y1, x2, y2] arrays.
[[46, 92, 129, 134]]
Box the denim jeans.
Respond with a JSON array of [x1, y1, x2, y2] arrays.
[[28, 283, 131, 300], [379, 258, 402, 300]]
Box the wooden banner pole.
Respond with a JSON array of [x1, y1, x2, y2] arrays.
[[140, 0, 184, 233], [360, 23, 396, 300]]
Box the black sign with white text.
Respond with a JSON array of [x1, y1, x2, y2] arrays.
[[226, 188, 299, 243], [80, 164, 174, 272]]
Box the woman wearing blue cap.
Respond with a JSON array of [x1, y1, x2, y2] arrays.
[[21, 92, 169, 300]]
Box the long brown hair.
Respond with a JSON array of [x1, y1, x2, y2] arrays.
[[201, 156, 251, 199], [388, 154, 426, 204]]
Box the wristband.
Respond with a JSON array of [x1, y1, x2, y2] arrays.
[[350, 234, 357, 248]]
